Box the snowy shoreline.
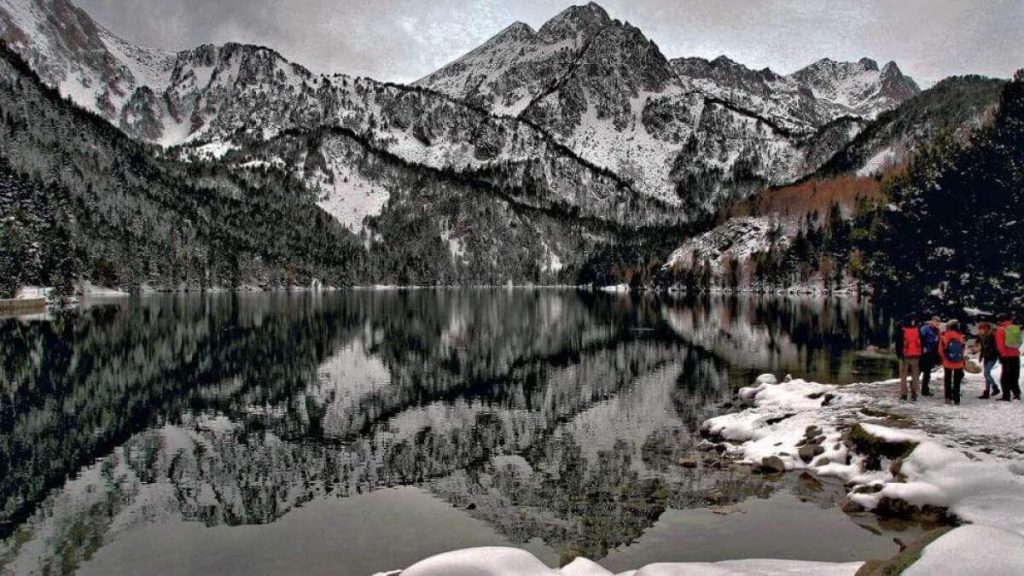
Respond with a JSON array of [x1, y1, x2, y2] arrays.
[[375, 366, 1024, 575]]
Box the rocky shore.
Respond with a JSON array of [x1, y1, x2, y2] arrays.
[[701, 369, 1024, 575]]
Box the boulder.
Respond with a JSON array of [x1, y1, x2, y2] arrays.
[[840, 497, 866, 513], [798, 445, 820, 462], [760, 455, 786, 473]]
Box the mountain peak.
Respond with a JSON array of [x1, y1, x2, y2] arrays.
[[881, 60, 902, 76], [711, 55, 738, 67], [494, 21, 536, 42], [858, 57, 879, 71], [537, 2, 611, 42]]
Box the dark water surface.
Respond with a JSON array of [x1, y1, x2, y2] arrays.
[[0, 291, 911, 575]]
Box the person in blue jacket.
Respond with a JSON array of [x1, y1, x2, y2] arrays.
[[918, 316, 941, 396]]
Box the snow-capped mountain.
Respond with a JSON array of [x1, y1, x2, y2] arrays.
[[2, 0, 922, 218], [418, 4, 920, 208], [1, 0, 687, 234]]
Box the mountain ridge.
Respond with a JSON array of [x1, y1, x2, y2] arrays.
[[1, 0, 924, 214], [1, 0, 1007, 296]]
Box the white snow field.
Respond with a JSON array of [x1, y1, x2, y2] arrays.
[[378, 361, 1024, 575]]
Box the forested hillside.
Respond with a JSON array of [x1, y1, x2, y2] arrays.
[[857, 71, 1024, 314], [0, 43, 366, 296], [658, 75, 1010, 297]]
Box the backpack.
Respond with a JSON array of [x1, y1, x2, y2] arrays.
[[920, 325, 939, 353], [1005, 324, 1022, 349], [946, 337, 965, 363], [902, 327, 922, 357]]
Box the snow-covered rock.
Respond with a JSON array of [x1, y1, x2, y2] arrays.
[[663, 216, 790, 276]]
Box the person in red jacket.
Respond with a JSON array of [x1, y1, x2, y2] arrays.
[[893, 316, 921, 401], [939, 320, 967, 405], [995, 313, 1022, 401]]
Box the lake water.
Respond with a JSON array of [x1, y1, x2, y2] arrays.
[[0, 291, 915, 575]]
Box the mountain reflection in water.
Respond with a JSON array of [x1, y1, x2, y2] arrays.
[[0, 291, 896, 574]]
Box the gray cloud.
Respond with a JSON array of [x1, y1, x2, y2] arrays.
[[78, 0, 1023, 84]]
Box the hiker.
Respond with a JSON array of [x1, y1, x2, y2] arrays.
[[995, 313, 1022, 401], [975, 321, 1001, 399], [919, 316, 941, 396], [893, 316, 921, 401], [939, 319, 967, 405]]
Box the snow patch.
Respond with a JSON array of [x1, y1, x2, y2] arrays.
[[855, 147, 896, 177]]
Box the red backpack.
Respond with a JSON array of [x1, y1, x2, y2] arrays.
[[903, 327, 922, 357]]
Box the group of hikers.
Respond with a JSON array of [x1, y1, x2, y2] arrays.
[[893, 314, 1022, 405]]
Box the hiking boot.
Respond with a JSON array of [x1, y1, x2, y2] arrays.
[[921, 389, 932, 397], [979, 393, 990, 399], [992, 387, 1001, 396], [900, 395, 908, 401]]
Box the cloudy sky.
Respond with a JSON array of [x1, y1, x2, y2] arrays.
[[78, 0, 1023, 85]]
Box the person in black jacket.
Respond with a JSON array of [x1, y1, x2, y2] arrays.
[[919, 316, 941, 396], [975, 321, 1001, 399]]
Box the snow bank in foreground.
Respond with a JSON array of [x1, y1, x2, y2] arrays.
[[903, 526, 1024, 576], [373, 547, 861, 576]]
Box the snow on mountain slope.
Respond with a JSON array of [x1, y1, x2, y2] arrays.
[[0, 0, 173, 122], [672, 56, 830, 135], [791, 58, 919, 119], [2, 0, 686, 230], [312, 145, 391, 233], [414, 3, 610, 116], [819, 75, 1004, 178]]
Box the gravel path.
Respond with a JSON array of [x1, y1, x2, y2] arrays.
[[846, 366, 1024, 458]]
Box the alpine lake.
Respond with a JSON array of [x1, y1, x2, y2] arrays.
[[0, 290, 926, 575]]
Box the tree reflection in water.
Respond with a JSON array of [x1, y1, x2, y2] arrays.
[[0, 291, 892, 573]]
